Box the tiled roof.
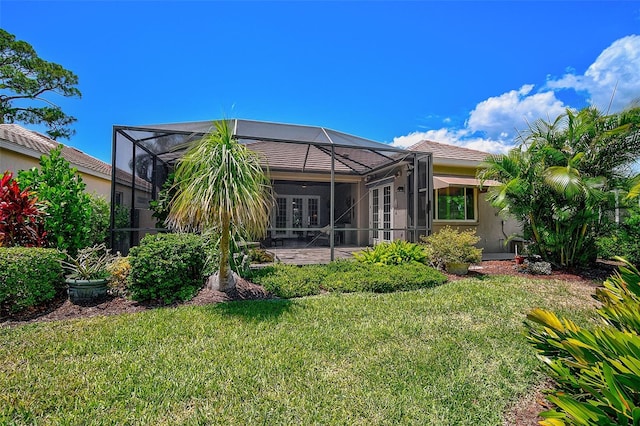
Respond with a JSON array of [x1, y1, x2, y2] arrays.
[[408, 139, 490, 162], [0, 124, 111, 177]]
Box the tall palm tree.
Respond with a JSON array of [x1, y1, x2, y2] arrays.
[[165, 120, 272, 292]]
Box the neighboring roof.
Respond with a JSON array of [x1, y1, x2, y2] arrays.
[[408, 139, 490, 163], [0, 124, 111, 178], [115, 118, 413, 175]]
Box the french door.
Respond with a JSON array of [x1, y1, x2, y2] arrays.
[[369, 184, 393, 244], [273, 195, 320, 238]]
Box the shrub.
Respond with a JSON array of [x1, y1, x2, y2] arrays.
[[0, 247, 64, 315], [526, 259, 640, 425], [18, 146, 92, 254], [421, 226, 483, 270], [128, 233, 205, 304], [353, 240, 427, 265], [0, 171, 47, 247], [107, 255, 131, 297], [87, 194, 110, 246], [246, 260, 447, 298], [596, 209, 640, 267]]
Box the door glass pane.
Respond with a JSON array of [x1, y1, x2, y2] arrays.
[[292, 197, 303, 238], [275, 197, 287, 234], [307, 198, 319, 226], [372, 188, 379, 240], [383, 185, 391, 241]]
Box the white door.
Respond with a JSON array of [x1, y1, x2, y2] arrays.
[[369, 184, 393, 244], [274, 195, 320, 238]]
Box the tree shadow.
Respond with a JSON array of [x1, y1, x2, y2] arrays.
[[212, 298, 294, 322]]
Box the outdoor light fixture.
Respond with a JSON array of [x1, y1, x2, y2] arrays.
[[397, 186, 405, 193]]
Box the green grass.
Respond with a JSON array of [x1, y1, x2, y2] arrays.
[[0, 276, 598, 425]]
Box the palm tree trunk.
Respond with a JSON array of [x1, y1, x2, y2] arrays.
[[218, 211, 232, 292]]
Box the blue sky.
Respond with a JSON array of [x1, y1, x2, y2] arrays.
[[2, 1, 640, 163]]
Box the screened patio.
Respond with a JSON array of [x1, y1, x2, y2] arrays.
[[110, 119, 433, 260]]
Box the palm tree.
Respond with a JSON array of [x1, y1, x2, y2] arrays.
[[479, 106, 640, 267], [165, 120, 272, 292]]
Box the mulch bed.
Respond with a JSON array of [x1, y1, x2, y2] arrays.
[[1, 259, 621, 425]]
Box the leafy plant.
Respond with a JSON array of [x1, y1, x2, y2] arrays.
[[420, 226, 483, 269], [0, 171, 46, 247], [107, 255, 131, 297], [354, 240, 427, 265], [61, 243, 116, 280], [597, 206, 640, 267], [526, 259, 640, 425], [128, 233, 205, 304], [87, 194, 110, 246], [18, 146, 92, 254], [0, 247, 64, 315]]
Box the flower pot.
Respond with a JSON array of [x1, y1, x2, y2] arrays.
[[515, 255, 525, 265], [66, 278, 108, 304], [445, 262, 470, 275]]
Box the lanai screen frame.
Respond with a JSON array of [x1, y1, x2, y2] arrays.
[[110, 119, 433, 260]]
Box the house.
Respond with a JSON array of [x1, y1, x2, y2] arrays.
[[111, 119, 519, 256], [409, 140, 521, 253], [0, 124, 112, 200]]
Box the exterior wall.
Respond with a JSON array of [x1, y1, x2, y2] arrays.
[[0, 147, 111, 201]]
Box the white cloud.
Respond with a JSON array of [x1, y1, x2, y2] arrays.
[[393, 35, 640, 156], [547, 34, 640, 112], [466, 85, 566, 140]]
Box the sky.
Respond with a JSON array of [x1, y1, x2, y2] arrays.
[[1, 1, 640, 164]]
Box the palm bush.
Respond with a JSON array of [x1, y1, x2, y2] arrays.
[[353, 240, 427, 265], [526, 259, 640, 425]]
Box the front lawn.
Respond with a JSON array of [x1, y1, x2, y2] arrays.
[[0, 276, 597, 425]]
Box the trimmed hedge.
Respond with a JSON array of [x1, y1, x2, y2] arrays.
[[247, 260, 447, 299], [128, 233, 206, 304], [0, 247, 64, 315]]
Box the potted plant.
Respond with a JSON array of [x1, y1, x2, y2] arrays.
[[62, 243, 116, 304], [421, 226, 483, 275]]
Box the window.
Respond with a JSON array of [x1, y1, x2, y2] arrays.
[[433, 187, 476, 221]]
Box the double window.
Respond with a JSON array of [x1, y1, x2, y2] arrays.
[[433, 187, 476, 221]]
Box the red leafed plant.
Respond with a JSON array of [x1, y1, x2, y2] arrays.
[[0, 171, 47, 247]]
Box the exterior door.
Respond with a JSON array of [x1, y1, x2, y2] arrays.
[[369, 184, 393, 244], [274, 195, 320, 238]]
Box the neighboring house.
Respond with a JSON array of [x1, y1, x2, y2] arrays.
[[112, 119, 520, 256], [0, 124, 112, 200], [409, 140, 521, 253]]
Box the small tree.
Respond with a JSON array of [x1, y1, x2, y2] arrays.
[[0, 29, 81, 140], [87, 194, 110, 246], [165, 120, 272, 292], [18, 146, 91, 253]]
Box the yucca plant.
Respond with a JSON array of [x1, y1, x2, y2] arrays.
[[526, 259, 640, 425]]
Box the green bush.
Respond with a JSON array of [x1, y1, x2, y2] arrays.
[[421, 226, 483, 270], [87, 194, 110, 247], [597, 209, 640, 267], [0, 247, 64, 315], [526, 259, 640, 425], [18, 146, 92, 254], [353, 240, 427, 265], [246, 260, 446, 298], [128, 233, 205, 304]]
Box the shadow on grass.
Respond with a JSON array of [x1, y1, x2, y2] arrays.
[[212, 298, 294, 321]]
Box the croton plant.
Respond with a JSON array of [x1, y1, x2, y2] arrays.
[[0, 171, 47, 247]]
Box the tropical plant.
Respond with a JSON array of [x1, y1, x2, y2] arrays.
[[61, 243, 116, 280], [149, 171, 176, 228], [354, 240, 427, 265], [420, 226, 483, 270], [87, 194, 110, 246], [18, 145, 92, 254], [0, 171, 46, 247], [478, 106, 640, 267], [165, 120, 273, 292], [0, 29, 81, 140], [526, 259, 640, 425]]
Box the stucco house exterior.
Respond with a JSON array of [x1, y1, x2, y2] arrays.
[[111, 119, 520, 257], [0, 124, 112, 200]]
